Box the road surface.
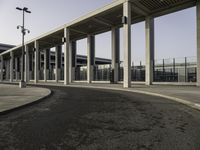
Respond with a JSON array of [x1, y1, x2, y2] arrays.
[[0, 86, 200, 150]]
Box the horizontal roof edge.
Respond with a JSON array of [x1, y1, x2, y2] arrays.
[[0, 0, 125, 56], [65, 0, 124, 28]]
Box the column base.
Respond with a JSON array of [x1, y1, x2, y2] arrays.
[[19, 81, 26, 88], [70, 67, 75, 83], [55, 69, 61, 83]]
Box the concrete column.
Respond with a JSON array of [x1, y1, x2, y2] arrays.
[[4, 60, 7, 80], [34, 41, 39, 83], [87, 35, 95, 83], [112, 27, 120, 83], [69, 41, 76, 83], [44, 48, 50, 82], [0, 56, 3, 81], [123, 1, 131, 88], [29, 52, 33, 80], [15, 57, 19, 81], [38, 50, 41, 80], [19, 55, 22, 80], [25, 45, 30, 82], [145, 17, 154, 85], [55, 45, 62, 82], [64, 28, 70, 85], [197, 1, 200, 86], [6, 60, 10, 81], [10, 52, 14, 82]]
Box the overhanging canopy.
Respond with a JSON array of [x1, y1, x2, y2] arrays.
[[0, 0, 197, 56]]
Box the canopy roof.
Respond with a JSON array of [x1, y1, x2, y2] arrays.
[[1, 0, 197, 57]]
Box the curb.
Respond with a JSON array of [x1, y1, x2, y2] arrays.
[[0, 88, 52, 115], [21, 82, 200, 112], [66, 84, 200, 111]]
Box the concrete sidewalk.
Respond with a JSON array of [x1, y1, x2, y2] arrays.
[[0, 84, 51, 114]]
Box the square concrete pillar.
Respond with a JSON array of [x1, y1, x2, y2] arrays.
[[25, 45, 30, 82], [123, 1, 131, 88], [37, 50, 41, 80], [15, 57, 19, 81], [20, 47, 25, 87], [55, 45, 62, 82], [197, 1, 200, 86], [64, 28, 70, 85], [10, 52, 14, 82], [20, 55, 23, 80], [34, 41, 39, 83], [69, 41, 77, 83], [0, 56, 3, 81], [6, 60, 10, 81], [29, 52, 33, 80], [4, 60, 7, 80], [112, 27, 120, 83], [145, 17, 155, 85], [44, 48, 50, 82], [87, 35, 95, 83]]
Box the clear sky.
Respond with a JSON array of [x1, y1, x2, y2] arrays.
[[0, 0, 197, 64]]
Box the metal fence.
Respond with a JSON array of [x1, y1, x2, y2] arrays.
[[154, 57, 196, 82], [24, 56, 197, 83], [94, 64, 111, 81], [75, 66, 87, 81], [119, 56, 197, 82]]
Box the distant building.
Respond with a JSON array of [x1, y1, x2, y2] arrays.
[[0, 43, 15, 53]]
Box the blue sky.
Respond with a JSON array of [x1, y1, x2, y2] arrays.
[[0, 0, 197, 64]]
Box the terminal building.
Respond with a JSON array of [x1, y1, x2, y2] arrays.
[[0, 0, 200, 88]]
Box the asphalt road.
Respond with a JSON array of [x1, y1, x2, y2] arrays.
[[0, 86, 200, 150]]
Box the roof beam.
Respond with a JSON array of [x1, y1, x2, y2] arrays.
[[49, 35, 62, 40], [131, 1, 150, 16], [39, 40, 60, 49], [151, 0, 196, 18], [70, 28, 88, 35], [96, 17, 115, 26], [92, 17, 113, 27], [131, 4, 148, 16]]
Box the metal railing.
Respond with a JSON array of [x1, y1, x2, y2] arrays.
[[154, 57, 196, 82], [94, 64, 111, 81]]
